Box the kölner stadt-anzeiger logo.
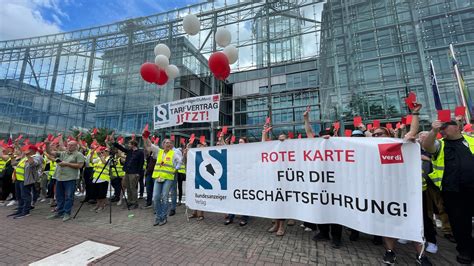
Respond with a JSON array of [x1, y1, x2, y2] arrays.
[[195, 149, 227, 190]]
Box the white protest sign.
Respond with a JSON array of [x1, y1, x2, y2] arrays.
[[186, 137, 423, 242], [154, 94, 220, 129]]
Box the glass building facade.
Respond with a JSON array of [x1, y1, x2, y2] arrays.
[[319, 0, 474, 125]]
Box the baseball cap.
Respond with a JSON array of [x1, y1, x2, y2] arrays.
[[351, 130, 365, 137]]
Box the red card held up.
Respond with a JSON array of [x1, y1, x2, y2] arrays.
[[464, 124, 472, 132], [333, 122, 340, 131], [154, 137, 160, 145], [288, 132, 294, 139], [455, 106, 466, 117], [401, 117, 407, 125], [189, 135, 195, 144], [396, 122, 401, 129], [230, 135, 236, 143], [367, 124, 373, 131], [180, 138, 186, 145], [373, 120, 380, 128], [437, 110, 451, 122], [406, 115, 413, 125], [404, 92, 417, 110], [222, 126, 228, 135], [265, 117, 271, 125], [386, 123, 393, 129], [199, 135, 206, 144], [170, 135, 175, 141], [344, 129, 352, 137], [436, 133, 443, 139], [297, 133, 302, 139], [353, 116, 362, 127]]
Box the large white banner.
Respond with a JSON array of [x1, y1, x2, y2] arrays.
[[186, 137, 424, 242], [154, 94, 220, 129]]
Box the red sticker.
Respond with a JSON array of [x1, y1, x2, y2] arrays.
[[455, 106, 466, 117], [353, 116, 362, 127], [373, 120, 380, 128], [437, 110, 451, 122], [344, 129, 352, 137], [378, 143, 404, 164]]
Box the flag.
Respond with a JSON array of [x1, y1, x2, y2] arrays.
[[429, 60, 443, 111], [449, 44, 472, 121]]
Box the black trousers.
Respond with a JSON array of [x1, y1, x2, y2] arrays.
[[111, 177, 122, 199], [442, 188, 474, 257], [177, 173, 186, 202], [423, 191, 437, 244], [83, 167, 94, 200], [318, 224, 342, 241], [0, 175, 14, 200], [138, 169, 144, 197]]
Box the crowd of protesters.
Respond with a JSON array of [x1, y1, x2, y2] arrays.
[[0, 100, 473, 265]]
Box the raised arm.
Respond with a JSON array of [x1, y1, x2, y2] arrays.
[[404, 103, 422, 141], [303, 106, 315, 138], [423, 120, 442, 154], [44, 139, 58, 157]]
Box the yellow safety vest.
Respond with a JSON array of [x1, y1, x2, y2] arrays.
[[48, 161, 56, 180], [111, 158, 125, 177], [177, 163, 186, 174], [421, 169, 427, 192], [0, 158, 7, 172], [87, 150, 98, 167], [429, 134, 474, 190], [93, 157, 110, 182], [15, 157, 28, 181], [152, 149, 176, 180]]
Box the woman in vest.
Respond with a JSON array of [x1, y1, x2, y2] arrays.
[[0, 147, 16, 204], [143, 136, 181, 226], [90, 147, 111, 213]]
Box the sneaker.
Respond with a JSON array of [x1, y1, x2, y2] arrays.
[[39, 198, 46, 203], [158, 219, 167, 226], [304, 227, 313, 232], [117, 199, 122, 206], [6, 200, 17, 207], [169, 210, 176, 216], [13, 213, 30, 219], [287, 219, 295, 226], [95, 207, 104, 213], [268, 224, 278, 233], [312, 232, 330, 241], [383, 250, 396, 265], [110, 197, 120, 203], [62, 214, 71, 222], [47, 213, 62, 219], [397, 239, 409, 244], [7, 212, 21, 217], [416, 254, 432, 265], [143, 204, 152, 209], [425, 242, 438, 254], [75, 191, 81, 196], [224, 219, 233, 225]]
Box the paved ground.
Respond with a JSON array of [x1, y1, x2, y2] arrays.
[[0, 196, 462, 265]]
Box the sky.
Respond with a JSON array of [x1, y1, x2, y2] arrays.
[[0, 0, 202, 41]]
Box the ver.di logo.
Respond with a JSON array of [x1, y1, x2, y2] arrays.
[[195, 149, 227, 190], [155, 104, 169, 122]]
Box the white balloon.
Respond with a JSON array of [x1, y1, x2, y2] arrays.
[[166, 64, 180, 79], [154, 43, 171, 58], [215, 28, 231, 47], [155, 55, 169, 69], [183, 14, 200, 36], [223, 45, 239, 64]]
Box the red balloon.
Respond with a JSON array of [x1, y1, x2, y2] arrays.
[[140, 63, 159, 83], [215, 64, 230, 80], [208, 52, 229, 75], [155, 67, 168, 85]]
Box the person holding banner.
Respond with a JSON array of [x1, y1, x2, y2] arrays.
[[422, 119, 474, 264], [188, 142, 205, 221], [143, 136, 181, 226], [373, 104, 432, 265], [262, 121, 287, 236], [224, 137, 250, 227]]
